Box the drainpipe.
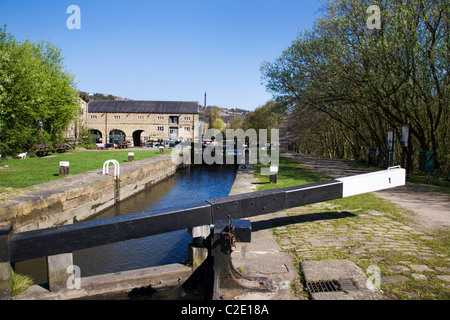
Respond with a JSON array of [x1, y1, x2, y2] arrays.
[[105, 113, 108, 143]]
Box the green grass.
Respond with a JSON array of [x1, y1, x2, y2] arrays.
[[254, 156, 333, 190], [255, 156, 414, 224], [407, 174, 450, 194], [255, 156, 415, 225], [0, 149, 171, 189], [11, 268, 34, 297]]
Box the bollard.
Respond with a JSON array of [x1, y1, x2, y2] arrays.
[[159, 146, 164, 154], [269, 165, 278, 184], [128, 152, 134, 162], [59, 161, 69, 176], [0, 226, 12, 299]]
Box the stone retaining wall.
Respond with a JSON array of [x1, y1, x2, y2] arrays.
[[0, 155, 183, 233]]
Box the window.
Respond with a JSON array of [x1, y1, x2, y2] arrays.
[[157, 116, 164, 120], [90, 115, 97, 120], [169, 116, 179, 125], [114, 115, 121, 120], [184, 116, 191, 121], [169, 127, 179, 137], [184, 127, 191, 132], [157, 126, 164, 132], [137, 116, 144, 120]]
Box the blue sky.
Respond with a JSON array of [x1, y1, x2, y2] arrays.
[[0, 0, 323, 111]]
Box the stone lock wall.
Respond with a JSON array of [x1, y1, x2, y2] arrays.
[[0, 155, 183, 233]]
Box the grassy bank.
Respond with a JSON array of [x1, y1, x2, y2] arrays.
[[2, 148, 171, 295], [0, 149, 171, 189], [254, 156, 410, 223], [254, 156, 332, 189], [254, 157, 450, 300]]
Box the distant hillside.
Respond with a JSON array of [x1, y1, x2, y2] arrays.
[[79, 92, 251, 118], [79, 91, 130, 103], [199, 105, 250, 119]]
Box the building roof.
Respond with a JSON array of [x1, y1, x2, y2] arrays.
[[88, 100, 199, 114]]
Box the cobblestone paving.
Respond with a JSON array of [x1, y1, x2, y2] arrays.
[[273, 202, 450, 300]]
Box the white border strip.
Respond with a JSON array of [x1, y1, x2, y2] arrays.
[[337, 167, 406, 198]]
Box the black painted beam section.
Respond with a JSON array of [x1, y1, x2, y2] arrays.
[[0, 226, 12, 263], [284, 180, 343, 209], [207, 188, 286, 221], [207, 180, 343, 221], [8, 180, 345, 263], [10, 202, 212, 263]]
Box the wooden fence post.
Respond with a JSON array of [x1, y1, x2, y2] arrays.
[[0, 226, 12, 299]]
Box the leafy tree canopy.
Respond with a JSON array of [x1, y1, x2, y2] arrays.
[[261, 0, 448, 173], [0, 26, 79, 156]]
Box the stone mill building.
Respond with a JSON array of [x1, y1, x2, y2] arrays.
[[86, 100, 200, 147]]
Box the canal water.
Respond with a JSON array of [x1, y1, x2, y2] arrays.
[[15, 165, 238, 284]]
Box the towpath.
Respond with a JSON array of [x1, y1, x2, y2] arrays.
[[228, 153, 450, 300], [281, 151, 450, 233]]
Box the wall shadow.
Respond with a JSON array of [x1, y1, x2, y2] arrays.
[[250, 211, 358, 232]]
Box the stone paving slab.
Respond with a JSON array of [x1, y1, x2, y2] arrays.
[[300, 260, 383, 300], [274, 201, 450, 299]]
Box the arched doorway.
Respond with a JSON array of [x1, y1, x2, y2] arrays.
[[133, 130, 144, 147], [89, 129, 102, 143], [109, 130, 126, 144]]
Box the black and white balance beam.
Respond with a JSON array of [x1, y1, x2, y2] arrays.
[[8, 168, 406, 263], [336, 166, 405, 198], [209, 166, 406, 221]]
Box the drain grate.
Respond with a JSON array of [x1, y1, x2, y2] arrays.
[[305, 278, 358, 293], [305, 280, 341, 293]]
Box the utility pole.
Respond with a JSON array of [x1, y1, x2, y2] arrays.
[[204, 92, 207, 109]]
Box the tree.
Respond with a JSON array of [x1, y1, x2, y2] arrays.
[[0, 27, 79, 156], [207, 106, 221, 129], [212, 118, 225, 132], [244, 100, 280, 141], [228, 114, 246, 130], [261, 0, 449, 174]]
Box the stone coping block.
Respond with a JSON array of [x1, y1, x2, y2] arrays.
[[0, 155, 181, 232]]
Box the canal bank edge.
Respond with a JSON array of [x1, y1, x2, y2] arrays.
[[0, 154, 185, 233], [229, 165, 299, 300]]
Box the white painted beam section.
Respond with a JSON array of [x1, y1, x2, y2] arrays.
[[337, 167, 406, 198]]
